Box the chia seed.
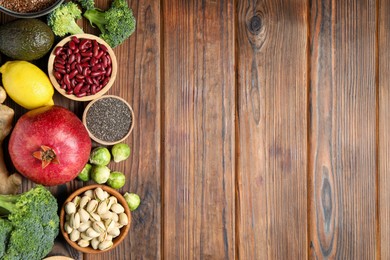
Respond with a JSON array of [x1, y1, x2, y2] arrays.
[[0, 0, 56, 13], [86, 97, 132, 142]]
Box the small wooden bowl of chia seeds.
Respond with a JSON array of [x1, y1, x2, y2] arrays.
[[83, 95, 134, 145]]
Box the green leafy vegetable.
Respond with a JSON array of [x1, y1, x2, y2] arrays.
[[0, 185, 59, 260], [47, 2, 84, 37], [82, 0, 136, 47]]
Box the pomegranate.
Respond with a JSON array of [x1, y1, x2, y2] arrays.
[[8, 105, 91, 186]]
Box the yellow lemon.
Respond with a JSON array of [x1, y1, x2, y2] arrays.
[[0, 61, 54, 109]]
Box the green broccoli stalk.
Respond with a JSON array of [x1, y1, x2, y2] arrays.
[[83, 0, 136, 48], [47, 2, 84, 37], [0, 185, 59, 260]]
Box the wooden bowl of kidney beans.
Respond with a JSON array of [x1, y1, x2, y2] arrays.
[[48, 33, 117, 101]]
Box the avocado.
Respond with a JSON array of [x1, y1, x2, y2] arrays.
[[0, 19, 54, 61]]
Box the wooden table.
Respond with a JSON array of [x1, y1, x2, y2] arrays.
[[1, 0, 389, 259]]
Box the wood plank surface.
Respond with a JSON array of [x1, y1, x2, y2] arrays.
[[379, 0, 390, 258], [236, 0, 308, 259], [162, 0, 236, 259], [309, 0, 377, 258]]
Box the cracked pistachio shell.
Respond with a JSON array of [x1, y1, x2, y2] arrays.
[[86, 227, 100, 238], [79, 208, 90, 223], [118, 213, 129, 226], [78, 221, 92, 233], [99, 240, 113, 250], [93, 221, 106, 233], [89, 212, 101, 222], [70, 229, 80, 242], [65, 202, 76, 215], [100, 211, 113, 220], [70, 213, 81, 229], [79, 196, 91, 209], [64, 222, 73, 234], [80, 232, 94, 241], [94, 187, 108, 201], [110, 203, 124, 214], [72, 196, 81, 207], [91, 238, 100, 250], [84, 189, 94, 198], [86, 200, 99, 213], [108, 227, 120, 237], [78, 239, 90, 248]]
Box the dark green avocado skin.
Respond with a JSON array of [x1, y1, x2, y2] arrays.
[[0, 19, 54, 61]]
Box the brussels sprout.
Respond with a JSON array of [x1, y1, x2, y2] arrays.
[[78, 163, 92, 181], [123, 192, 141, 211], [111, 143, 131, 163], [107, 171, 126, 189], [90, 147, 111, 166], [91, 165, 111, 184]]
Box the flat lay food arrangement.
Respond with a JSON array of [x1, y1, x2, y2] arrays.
[[0, 0, 140, 259]]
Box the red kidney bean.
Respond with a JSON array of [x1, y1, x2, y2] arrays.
[[54, 71, 62, 80], [80, 62, 89, 67], [100, 44, 108, 52], [75, 53, 81, 63], [76, 64, 83, 74], [83, 67, 90, 76], [63, 74, 70, 86], [79, 39, 89, 50], [76, 74, 84, 80], [71, 61, 77, 71], [91, 71, 104, 77], [54, 46, 63, 56], [91, 64, 101, 72], [55, 68, 66, 74], [66, 90, 73, 95], [85, 76, 93, 85], [106, 54, 111, 65], [69, 40, 76, 50], [102, 77, 110, 86], [73, 82, 83, 94], [80, 51, 93, 57], [61, 84, 67, 90], [93, 46, 99, 57], [54, 62, 65, 69], [71, 79, 77, 87], [71, 36, 80, 43], [68, 54, 75, 64], [105, 66, 112, 77], [80, 57, 91, 63], [68, 69, 78, 79], [66, 48, 72, 56], [96, 50, 104, 59], [101, 55, 108, 68], [55, 57, 65, 65], [76, 92, 87, 98]]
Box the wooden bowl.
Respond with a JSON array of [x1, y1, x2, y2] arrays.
[[82, 95, 135, 145], [48, 34, 117, 102], [0, 0, 63, 18], [60, 184, 131, 254]]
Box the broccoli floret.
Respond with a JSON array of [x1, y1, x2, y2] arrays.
[[0, 219, 12, 258], [0, 185, 59, 260], [47, 2, 84, 37], [75, 0, 95, 11], [83, 0, 136, 48]]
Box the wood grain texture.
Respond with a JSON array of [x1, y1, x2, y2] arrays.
[[379, 0, 390, 258], [309, 0, 377, 258], [162, 0, 235, 259], [236, 0, 308, 259]]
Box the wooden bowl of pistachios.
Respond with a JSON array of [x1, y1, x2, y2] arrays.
[[60, 184, 131, 254]]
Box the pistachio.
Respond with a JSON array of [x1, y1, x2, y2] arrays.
[[69, 229, 80, 242], [79, 195, 91, 209], [98, 240, 113, 250], [111, 212, 119, 222], [105, 235, 113, 241], [91, 238, 100, 250], [100, 211, 113, 220], [80, 232, 93, 241], [72, 196, 81, 207], [94, 187, 107, 201], [97, 201, 108, 215], [110, 203, 124, 214], [105, 218, 116, 231], [65, 202, 76, 215], [89, 212, 101, 222], [86, 199, 99, 213], [78, 221, 91, 233], [84, 189, 94, 198], [79, 208, 90, 223], [86, 227, 100, 238], [107, 196, 117, 209], [118, 213, 129, 226], [98, 232, 107, 242], [64, 222, 73, 234], [78, 239, 90, 248], [108, 226, 120, 237], [70, 213, 81, 229], [93, 221, 106, 233]]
